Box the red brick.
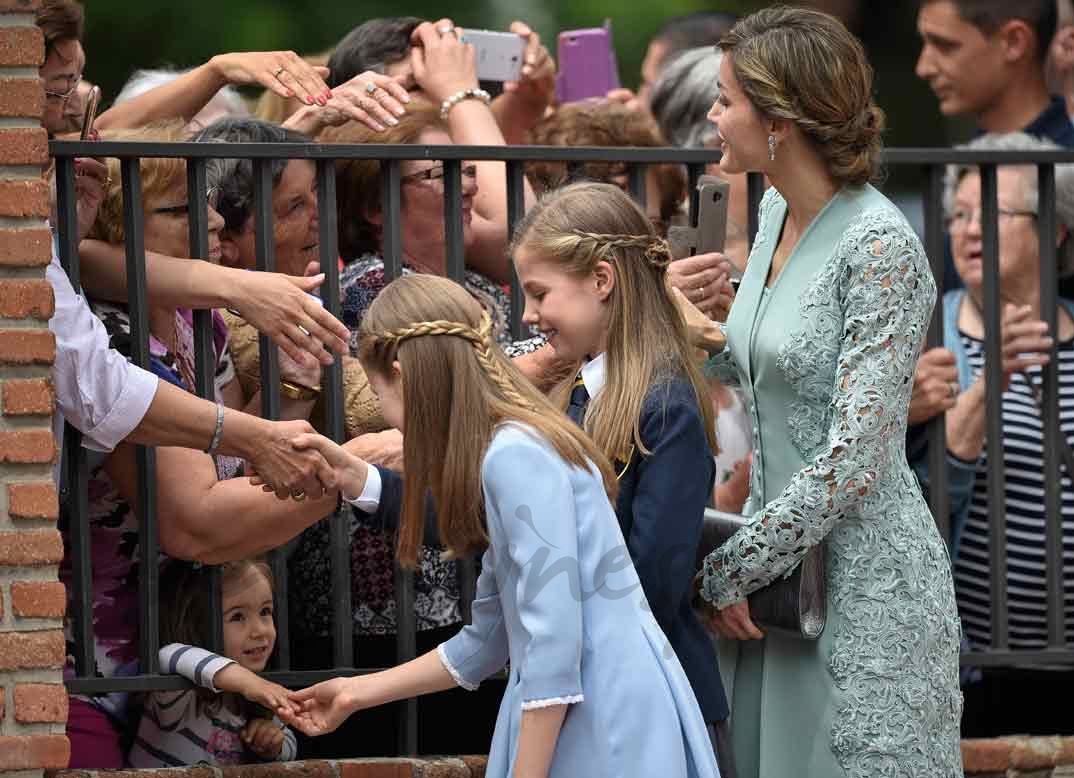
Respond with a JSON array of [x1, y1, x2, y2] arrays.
[[0, 127, 48, 165], [962, 738, 1013, 773], [0, 279, 53, 320], [339, 763, 419, 778], [0, 328, 55, 364], [0, 429, 56, 464], [14, 683, 68, 723], [0, 735, 69, 770], [0, 178, 49, 218], [0, 76, 43, 118], [11, 580, 65, 618], [0, 0, 44, 12], [0, 629, 64, 670], [0, 25, 43, 68], [0, 529, 62, 565], [2, 376, 54, 415], [0, 226, 52, 267], [8, 481, 58, 520]]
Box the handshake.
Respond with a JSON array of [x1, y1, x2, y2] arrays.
[[246, 423, 373, 504]]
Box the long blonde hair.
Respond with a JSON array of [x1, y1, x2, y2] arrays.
[[358, 274, 618, 568], [510, 181, 717, 463]]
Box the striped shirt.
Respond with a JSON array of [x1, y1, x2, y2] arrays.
[[127, 644, 296, 767], [953, 332, 1074, 652]]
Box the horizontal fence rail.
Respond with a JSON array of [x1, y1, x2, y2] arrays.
[[49, 140, 1074, 752]]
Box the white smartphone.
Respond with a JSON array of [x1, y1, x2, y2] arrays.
[[459, 29, 526, 82]]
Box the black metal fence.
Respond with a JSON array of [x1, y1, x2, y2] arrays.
[[48, 140, 1074, 753]]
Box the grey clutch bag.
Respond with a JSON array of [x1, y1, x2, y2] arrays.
[[695, 508, 827, 640]]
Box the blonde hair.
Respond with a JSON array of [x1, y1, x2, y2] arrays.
[[358, 274, 617, 568], [719, 6, 885, 186], [90, 122, 190, 245], [510, 182, 718, 466]]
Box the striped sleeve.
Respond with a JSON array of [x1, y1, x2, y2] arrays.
[[276, 717, 297, 762], [158, 643, 235, 693]]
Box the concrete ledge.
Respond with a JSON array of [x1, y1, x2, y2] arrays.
[[49, 757, 486, 778]]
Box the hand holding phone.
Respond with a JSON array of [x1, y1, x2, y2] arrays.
[[556, 21, 621, 104], [458, 29, 526, 82], [80, 84, 101, 141]]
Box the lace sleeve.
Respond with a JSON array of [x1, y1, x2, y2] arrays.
[[701, 210, 936, 608]]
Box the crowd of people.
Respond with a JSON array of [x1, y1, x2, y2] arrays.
[[36, 0, 1074, 775]]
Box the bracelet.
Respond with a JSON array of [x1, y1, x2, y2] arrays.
[[204, 403, 225, 454], [440, 88, 491, 120], [280, 380, 321, 402]]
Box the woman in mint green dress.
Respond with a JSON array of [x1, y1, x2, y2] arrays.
[[697, 9, 962, 778]]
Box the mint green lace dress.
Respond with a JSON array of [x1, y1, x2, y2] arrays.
[[700, 185, 963, 778]]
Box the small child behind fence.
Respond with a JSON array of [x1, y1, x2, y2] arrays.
[[127, 559, 297, 766]]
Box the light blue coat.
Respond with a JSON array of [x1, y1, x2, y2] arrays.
[[439, 423, 720, 778]]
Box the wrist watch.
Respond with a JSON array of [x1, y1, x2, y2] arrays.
[[280, 380, 321, 402]]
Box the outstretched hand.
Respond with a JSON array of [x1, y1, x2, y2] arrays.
[[277, 677, 362, 736]]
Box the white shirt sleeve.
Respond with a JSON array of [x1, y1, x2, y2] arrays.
[[48, 249, 159, 454], [343, 464, 382, 512]]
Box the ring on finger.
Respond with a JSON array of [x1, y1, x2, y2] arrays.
[[298, 324, 311, 338], [438, 24, 457, 37], [291, 490, 307, 502], [274, 67, 286, 79], [948, 381, 959, 399], [364, 82, 378, 96]]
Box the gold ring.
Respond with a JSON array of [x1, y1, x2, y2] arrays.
[[274, 67, 286, 79], [291, 490, 306, 502]]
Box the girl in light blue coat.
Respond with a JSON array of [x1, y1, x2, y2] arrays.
[[277, 274, 719, 778]]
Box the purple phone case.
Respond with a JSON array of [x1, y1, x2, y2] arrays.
[[556, 28, 621, 104]]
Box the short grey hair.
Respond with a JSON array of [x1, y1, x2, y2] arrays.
[[944, 131, 1074, 278], [649, 46, 722, 149], [114, 68, 249, 119]]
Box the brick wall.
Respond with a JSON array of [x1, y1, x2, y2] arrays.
[[0, 0, 70, 774]]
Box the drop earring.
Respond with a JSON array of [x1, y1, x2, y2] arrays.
[[768, 134, 777, 162]]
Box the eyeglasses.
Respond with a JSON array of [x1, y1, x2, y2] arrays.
[[44, 75, 82, 102], [948, 206, 1037, 232], [151, 187, 220, 215], [401, 164, 478, 184]]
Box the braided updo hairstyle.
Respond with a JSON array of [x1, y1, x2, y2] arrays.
[[509, 182, 717, 466], [357, 274, 616, 567], [719, 6, 885, 186]]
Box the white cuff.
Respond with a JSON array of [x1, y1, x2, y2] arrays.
[[437, 643, 478, 691], [521, 694, 585, 710], [343, 465, 382, 512]]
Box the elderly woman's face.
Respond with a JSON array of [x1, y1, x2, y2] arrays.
[[143, 179, 225, 263], [395, 127, 478, 272], [950, 169, 1039, 291]]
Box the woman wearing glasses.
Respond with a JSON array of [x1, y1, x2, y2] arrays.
[[60, 124, 346, 767], [910, 131, 1074, 738]]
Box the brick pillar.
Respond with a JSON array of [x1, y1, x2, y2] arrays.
[[0, 0, 71, 773]]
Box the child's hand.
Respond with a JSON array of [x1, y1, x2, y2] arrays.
[[278, 677, 362, 736], [241, 717, 286, 760], [214, 665, 296, 716]]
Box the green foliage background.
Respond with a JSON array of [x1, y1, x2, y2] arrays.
[[82, 0, 962, 155]]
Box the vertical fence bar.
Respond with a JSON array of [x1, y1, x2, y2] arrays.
[[980, 163, 1009, 651], [628, 164, 647, 210], [186, 159, 225, 654], [381, 160, 403, 281], [54, 156, 95, 675], [394, 564, 418, 755], [506, 160, 527, 340], [55, 157, 79, 283], [443, 159, 465, 282], [922, 163, 951, 538], [747, 172, 764, 250], [1037, 163, 1065, 650], [122, 159, 160, 675], [253, 158, 290, 669], [687, 163, 705, 225], [317, 159, 354, 670]]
